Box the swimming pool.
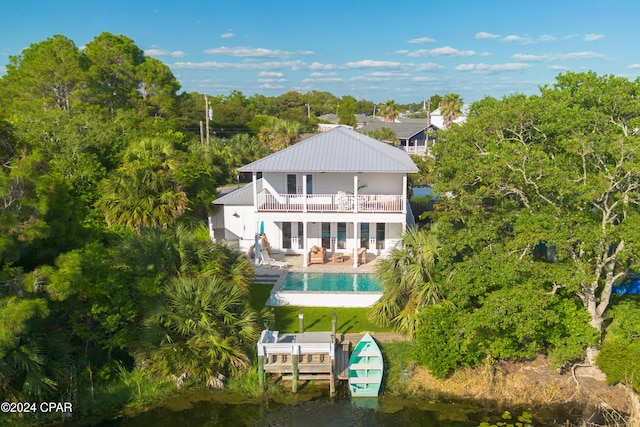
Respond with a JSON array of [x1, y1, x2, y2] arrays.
[[280, 273, 383, 292], [268, 273, 384, 307]]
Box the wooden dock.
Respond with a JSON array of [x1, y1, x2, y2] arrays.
[[256, 330, 404, 393]]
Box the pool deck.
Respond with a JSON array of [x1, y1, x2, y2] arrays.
[[257, 251, 381, 274], [254, 252, 384, 307]]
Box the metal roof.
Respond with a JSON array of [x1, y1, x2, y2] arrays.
[[238, 127, 418, 173], [359, 122, 427, 140], [212, 179, 261, 205]]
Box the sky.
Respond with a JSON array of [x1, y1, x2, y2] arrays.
[[2, 0, 640, 105]]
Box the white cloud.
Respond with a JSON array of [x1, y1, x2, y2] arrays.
[[220, 32, 235, 39], [538, 34, 557, 42], [394, 49, 409, 55], [476, 32, 500, 39], [412, 76, 438, 82], [308, 62, 339, 70], [406, 46, 476, 57], [547, 65, 569, 70], [502, 35, 534, 44], [344, 60, 403, 68], [301, 77, 343, 83], [512, 51, 607, 61], [408, 37, 436, 44], [258, 71, 284, 77], [171, 60, 307, 70], [310, 71, 338, 76], [584, 33, 605, 42], [258, 78, 288, 83], [628, 64, 640, 69], [455, 63, 533, 73], [145, 48, 186, 58], [415, 62, 445, 71], [203, 46, 313, 58], [260, 83, 285, 89]]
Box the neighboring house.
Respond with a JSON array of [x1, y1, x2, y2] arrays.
[[211, 127, 418, 267], [428, 107, 467, 130], [359, 121, 430, 156]]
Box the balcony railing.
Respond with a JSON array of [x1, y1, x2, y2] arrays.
[[399, 145, 428, 155], [256, 191, 404, 213]]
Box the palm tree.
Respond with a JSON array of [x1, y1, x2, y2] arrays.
[[381, 99, 400, 123], [439, 93, 463, 128], [369, 227, 446, 339], [138, 276, 260, 386], [97, 137, 188, 231]]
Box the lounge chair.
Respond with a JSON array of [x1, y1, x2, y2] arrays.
[[259, 250, 290, 269]]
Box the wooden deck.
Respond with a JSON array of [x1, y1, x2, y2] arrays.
[[257, 330, 405, 393]]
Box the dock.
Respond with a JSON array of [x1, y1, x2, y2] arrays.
[[256, 329, 405, 394]]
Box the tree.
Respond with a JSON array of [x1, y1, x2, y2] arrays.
[[137, 276, 260, 386], [97, 137, 188, 230], [439, 93, 463, 128], [338, 96, 357, 127], [369, 227, 446, 339], [365, 127, 397, 145], [136, 57, 181, 116], [0, 35, 84, 113], [82, 32, 145, 112], [380, 99, 400, 123], [431, 72, 640, 341]]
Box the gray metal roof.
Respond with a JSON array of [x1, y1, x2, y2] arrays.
[[212, 179, 262, 205], [359, 122, 427, 140], [238, 127, 418, 173]]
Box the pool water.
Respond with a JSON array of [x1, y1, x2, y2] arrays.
[[279, 273, 382, 292]]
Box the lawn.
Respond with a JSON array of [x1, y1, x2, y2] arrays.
[[249, 283, 391, 333]]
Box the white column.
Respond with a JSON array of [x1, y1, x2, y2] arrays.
[[303, 220, 309, 267], [353, 221, 359, 268], [353, 174, 358, 213], [252, 172, 258, 212], [402, 174, 407, 214], [302, 174, 307, 213]]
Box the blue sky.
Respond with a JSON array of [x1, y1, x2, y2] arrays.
[[2, 0, 640, 104]]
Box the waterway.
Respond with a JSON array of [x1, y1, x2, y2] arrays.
[[90, 386, 579, 427]]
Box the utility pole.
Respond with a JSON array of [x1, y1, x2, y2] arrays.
[[205, 94, 212, 146]]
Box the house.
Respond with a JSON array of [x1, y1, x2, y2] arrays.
[[211, 127, 418, 268], [358, 121, 430, 156]]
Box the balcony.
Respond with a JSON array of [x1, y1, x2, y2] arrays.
[[256, 190, 403, 213]]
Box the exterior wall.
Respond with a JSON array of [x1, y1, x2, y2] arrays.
[[262, 172, 403, 195], [222, 205, 255, 241]]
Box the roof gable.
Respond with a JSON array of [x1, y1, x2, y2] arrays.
[[239, 127, 418, 173]]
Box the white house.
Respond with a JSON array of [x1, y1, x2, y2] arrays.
[[211, 127, 418, 267]]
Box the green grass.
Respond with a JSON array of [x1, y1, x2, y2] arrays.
[[248, 283, 392, 334]]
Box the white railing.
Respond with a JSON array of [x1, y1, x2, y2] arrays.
[[256, 190, 403, 213], [399, 145, 427, 155]]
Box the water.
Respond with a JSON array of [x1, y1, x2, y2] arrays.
[[279, 273, 382, 292], [93, 391, 486, 427]]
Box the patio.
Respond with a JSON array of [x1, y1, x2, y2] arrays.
[[273, 251, 381, 273]]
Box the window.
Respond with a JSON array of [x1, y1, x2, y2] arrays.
[[337, 222, 346, 249], [287, 175, 296, 194], [282, 222, 292, 249], [376, 223, 385, 249], [360, 223, 370, 249], [321, 223, 331, 249], [306, 174, 313, 194]]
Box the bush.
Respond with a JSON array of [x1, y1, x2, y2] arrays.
[[596, 339, 640, 391], [415, 304, 473, 378]]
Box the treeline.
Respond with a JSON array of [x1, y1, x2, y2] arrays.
[[0, 31, 335, 421], [370, 71, 640, 393]]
